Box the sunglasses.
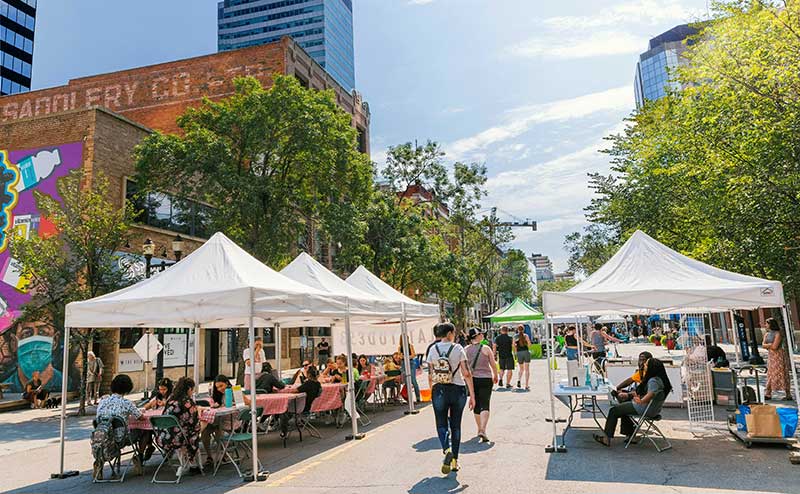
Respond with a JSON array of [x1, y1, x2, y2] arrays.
[[302, 362, 310, 367]]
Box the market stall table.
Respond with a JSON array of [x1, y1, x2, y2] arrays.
[[312, 383, 347, 413], [552, 380, 612, 448], [128, 408, 163, 431]]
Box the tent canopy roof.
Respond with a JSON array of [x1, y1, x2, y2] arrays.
[[345, 266, 439, 320], [488, 298, 543, 322], [543, 230, 784, 316], [66, 232, 347, 328]]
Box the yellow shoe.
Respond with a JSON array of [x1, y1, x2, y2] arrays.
[[441, 449, 453, 474], [451, 459, 460, 472]]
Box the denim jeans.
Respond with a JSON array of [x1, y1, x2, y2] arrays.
[[406, 360, 421, 401], [432, 384, 467, 458]]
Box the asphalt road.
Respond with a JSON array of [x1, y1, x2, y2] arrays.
[[0, 356, 797, 494]]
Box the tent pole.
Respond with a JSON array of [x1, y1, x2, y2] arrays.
[[544, 317, 562, 452], [729, 310, 741, 366], [275, 322, 282, 378], [780, 306, 800, 411], [574, 317, 583, 365], [400, 303, 417, 415], [247, 288, 264, 481], [52, 326, 77, 479], [344, 297, 363, 439], [193, 323, 201, 388]]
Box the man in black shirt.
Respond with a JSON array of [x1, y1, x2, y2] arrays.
[[493, 326, 515, 388], [255, 362, 285, 393], [316, 337, 330, 370]]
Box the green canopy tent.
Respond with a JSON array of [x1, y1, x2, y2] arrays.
[[487, 297, 544, 323]]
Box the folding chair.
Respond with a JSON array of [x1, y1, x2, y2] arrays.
[[213, 407, 264, 478], [91, 415, 139, 483], [625, 402, 672, 452], [149, 415, 201, 484], [354, 380, 372, 427]]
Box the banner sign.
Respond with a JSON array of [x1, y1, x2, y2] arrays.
[[331, 321, 436, 356]]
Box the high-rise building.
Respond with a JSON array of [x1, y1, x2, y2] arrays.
[[634, 23, 698, 108], [530, 253, 554, 282], [0, 0, 36, 95], [217, 0, 355, 92]]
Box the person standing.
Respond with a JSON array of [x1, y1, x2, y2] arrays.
[[399, 336, 420, 403], [763, 317, 793, 401], [493, 326, 514, 388], [243, 336, 265, 390], [86, 351, 104, 406], [590, 323, 621, 360], [465, 328, 497, 442], [316, 337, 330, 370], [514, 326, 531, 390], [427, 322, 475, 474]]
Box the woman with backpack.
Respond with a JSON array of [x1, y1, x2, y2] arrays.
[[465, 327, 498, 442], [426, 322, 475, 475]]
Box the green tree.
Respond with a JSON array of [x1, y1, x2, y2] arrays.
[[498, 249, 533, 303], [10, 170, 134, 415], [564, 225, 620, 277]]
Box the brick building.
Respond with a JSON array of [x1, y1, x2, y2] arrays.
[[0, 37, 370, 395]]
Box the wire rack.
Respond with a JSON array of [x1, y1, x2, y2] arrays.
[[680, 313, 716, 435]]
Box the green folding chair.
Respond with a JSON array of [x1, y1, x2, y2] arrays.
[[149, 414, 199, 484], [213, 407, 265, 478]]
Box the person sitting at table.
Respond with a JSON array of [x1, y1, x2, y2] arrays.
[[255, 362, 286, 393], [320, 358, 337, 383], [94, 374, 143, 479], [291, 361, 312, 385], [594, 357, 672, 447], [613, 351, 652, 402], [158, 377, 202, 475], [23, 370, 49, 409], [144, 377, 173, 410], [330, 354, 359, 384], [356, 355, 374, 379], [286, 366, 322, 413], [383, 352, 403, 402]]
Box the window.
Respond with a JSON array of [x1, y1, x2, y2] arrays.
[[126, 179, 215, 238], [119, 328, 143, 349], [1, 78, 10, 94]]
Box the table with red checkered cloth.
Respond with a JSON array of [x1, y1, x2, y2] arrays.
[[255, 393, 306, 415], [127, 408, 163, 431], [311, 383, 346, 413], [200, 406, 241, 424]]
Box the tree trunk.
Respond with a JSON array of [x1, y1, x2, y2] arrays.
[[235, 327, 247, 386]]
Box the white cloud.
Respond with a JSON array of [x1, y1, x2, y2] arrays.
[[447, 86, 632, 160], [542, 0, 700, 30], [509, 30, 646, 60]]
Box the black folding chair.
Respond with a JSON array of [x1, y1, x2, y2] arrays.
[[91, 415, 139, 483]]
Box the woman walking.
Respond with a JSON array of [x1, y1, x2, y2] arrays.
[[515, 325, 531, 390], [763, 317, 793, 401], [426, 322, 475, 474], [465, 327, 498, 442]]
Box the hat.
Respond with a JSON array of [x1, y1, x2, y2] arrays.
[[467, 327, 484, 340]]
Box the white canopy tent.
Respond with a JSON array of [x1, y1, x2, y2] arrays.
[[541, 230, 799, 452], [60, 233, 356, 479], [280, 252, 418, 418]]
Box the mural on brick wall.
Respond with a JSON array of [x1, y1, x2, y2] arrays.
[[0, 142, 83, 394]]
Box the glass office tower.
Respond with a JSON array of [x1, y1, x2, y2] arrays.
[[0, 0, 36, 95], [218, 0, 355, 91], [634, 24, 698, 108]]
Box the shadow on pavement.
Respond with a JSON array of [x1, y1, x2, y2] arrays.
[[458, 436, 495, 454], [412, 436, 441, 453], [545, 431, 794, 493], [409, 475, 467, 494], [4, 403, 416, 494]]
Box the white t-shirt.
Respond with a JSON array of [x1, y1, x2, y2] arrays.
[[243, 347, 266, 375], [426, 341, 467, 386]]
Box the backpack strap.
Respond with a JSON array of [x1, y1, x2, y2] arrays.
[[470, 345, 482, 370]]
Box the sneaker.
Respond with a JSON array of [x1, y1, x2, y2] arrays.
[[505, 384, 512, 389], [441, 448, 453, 474], [517, 381, 521, 388], [450, 459, 460, 472], [176, 465, 186, 478], [93, 460, 104, 481], [479, 432, 489, 443], [498, 380, 503, 387]]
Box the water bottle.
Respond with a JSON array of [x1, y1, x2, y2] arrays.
[[590, 371, 598, 390], [224, 387, 233, 408], [584, 364, 591, 387]]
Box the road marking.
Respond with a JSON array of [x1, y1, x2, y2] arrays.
[[266, 411, 423, 486]]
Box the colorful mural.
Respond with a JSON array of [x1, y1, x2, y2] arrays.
[[0, 142, 83, 394]]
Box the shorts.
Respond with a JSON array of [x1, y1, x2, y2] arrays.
[[499, 356, 515, 370], [565, 348, 579, 361], [516, 350, 531, 364], [472, 377, 493, 414]]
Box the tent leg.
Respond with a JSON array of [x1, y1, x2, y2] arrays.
[[52, 327, 78, 479], [344, 299, 363, 440], [780, 306, 800, 411], [401, 304, 418, 415], [729, 310, 741, 366], [544, 318, 565, 453], [193, 324, 201, 388], [247, 289, 266, 481], [275, 322, 282, 378]]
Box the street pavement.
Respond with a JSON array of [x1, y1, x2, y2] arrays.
[[0, 354, 797, 494]]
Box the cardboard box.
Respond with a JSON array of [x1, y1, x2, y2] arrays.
[[745, 404, 783, 438]]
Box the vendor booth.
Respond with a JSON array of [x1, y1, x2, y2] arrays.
[[486, 298, 544, 356], [542, 230, 799, 452]]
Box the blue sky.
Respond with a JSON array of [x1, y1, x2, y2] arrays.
[[32, 0, 709, 271]]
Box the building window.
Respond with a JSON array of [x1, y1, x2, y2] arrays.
[[126, 179, 215, 238], [119, 328, 143, 349]]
